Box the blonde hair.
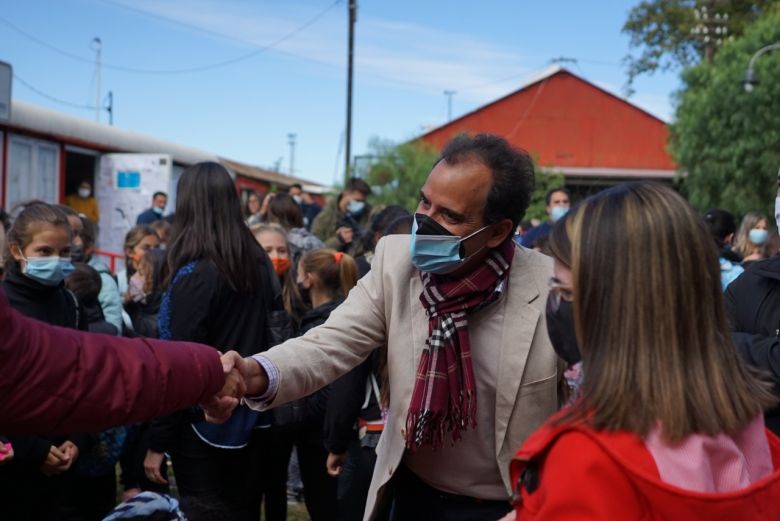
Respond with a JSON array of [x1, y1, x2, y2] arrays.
[[734, 211, 770, 258], [300, 248, 358, 299], [252, 223, 302, 325], [550, 182, 775, 441]]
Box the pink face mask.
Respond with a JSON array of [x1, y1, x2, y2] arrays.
[[129, 274, 146, 303]]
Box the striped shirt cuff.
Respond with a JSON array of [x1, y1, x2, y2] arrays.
[[248, 355, 279, 403]]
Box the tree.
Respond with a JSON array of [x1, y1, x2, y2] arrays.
[[622, 0, 775, 92], [525, 169, 566, 222], [670, 4, 780, 217], [365, 138, 440, 212], [364, 137, 565, 223]]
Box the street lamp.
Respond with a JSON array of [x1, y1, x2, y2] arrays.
[[743, 43, 780, 93]]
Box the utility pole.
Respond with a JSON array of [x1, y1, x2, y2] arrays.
[[443, 90, 456, 121], [288, 133, 297, 176], [92, 37, 102, 122], [106, 90, 113, 126], [344, 0, 357, 183]]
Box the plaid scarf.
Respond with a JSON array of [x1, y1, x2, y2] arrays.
[[406, 239, 515, 450]]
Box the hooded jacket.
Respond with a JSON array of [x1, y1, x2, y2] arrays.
[[511, 418, 780, 520]]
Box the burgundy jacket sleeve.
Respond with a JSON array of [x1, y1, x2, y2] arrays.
[[0, 289, 225, 435]]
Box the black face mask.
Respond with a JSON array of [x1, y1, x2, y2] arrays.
[[70, 244, 85, 264], [414, 213, 454, 237], [545, 295, 581, 366]]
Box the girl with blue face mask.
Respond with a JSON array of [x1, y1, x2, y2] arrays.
[[2, 202, 89, 521], [734, 212, 772, 268]]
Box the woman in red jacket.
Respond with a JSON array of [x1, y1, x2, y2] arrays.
[[509, 182, 780, 520]]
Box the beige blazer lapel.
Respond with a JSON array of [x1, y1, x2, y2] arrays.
[[494, 247, 542, 456], [409, 275, 427, 369]]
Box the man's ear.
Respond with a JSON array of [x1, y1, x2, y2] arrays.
[[485, 218, 514, 249]]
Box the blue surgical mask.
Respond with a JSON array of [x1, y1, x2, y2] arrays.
[[550, 206, 569, 222], [153, 206, 165, 216], [409, 214, 489, 275], [750, 228, 769, 245], [346, 200, 365, 216], [22, 255, 74, 286]]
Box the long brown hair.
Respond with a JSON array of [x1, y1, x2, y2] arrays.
[[549, 182, 775, 441], [300, 248, 358, 299]]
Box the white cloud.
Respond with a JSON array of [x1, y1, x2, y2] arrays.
[[112, 0, 533, 103]]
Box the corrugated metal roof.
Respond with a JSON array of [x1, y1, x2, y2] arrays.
[[219, 157, 325, 190], [8, 100, 217, 165]]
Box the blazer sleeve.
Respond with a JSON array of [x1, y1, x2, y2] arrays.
[[248, 237, 389, 409], [0, 289, 224, 435]]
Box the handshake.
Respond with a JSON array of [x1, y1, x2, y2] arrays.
[[199, 351, 269, 423]]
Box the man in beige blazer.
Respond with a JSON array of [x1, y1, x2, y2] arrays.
[[225, 134, 558, 520]]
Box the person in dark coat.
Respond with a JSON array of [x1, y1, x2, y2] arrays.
[[144, 162, 276, 521], [285, 248, 360, 521], [726, 254, 780, 434], [136, 191, 168, 225], [0, 203, 90, 520]]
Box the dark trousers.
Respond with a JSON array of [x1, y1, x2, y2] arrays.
[[250, 428, 294, 521], [337, 439, 389, 521], [295, 429, 339, 521], [171, 426, 256, 521], [58, 473, 117, 521], [390, 464, 512, 521]]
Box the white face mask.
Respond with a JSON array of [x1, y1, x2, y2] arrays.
[[78, 188, 91, 198]]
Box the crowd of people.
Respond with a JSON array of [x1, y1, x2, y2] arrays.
[[2, 132, 780, 521]]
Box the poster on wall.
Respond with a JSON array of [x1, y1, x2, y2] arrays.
[[96, 153, 173, 257]]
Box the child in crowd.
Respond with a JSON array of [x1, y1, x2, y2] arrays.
[[0, 202, 88, 520]]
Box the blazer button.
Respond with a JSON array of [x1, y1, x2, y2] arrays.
[[388, 466, 394, 476], [401, 428, 406, 437]]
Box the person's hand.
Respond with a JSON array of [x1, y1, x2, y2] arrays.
[[326, 451, 348, 477], [260, 193, 275, 217], [497, 511, 516, 521], [220, 351, 269, 397], [0, 441, 14, 465], [122, 487, 142, 502], [200, 350, 248, 423], [336, 226, 354, 245], [40, 445, 68, 476], [143, 450, 168, 484], [57, 440, 79, 471]]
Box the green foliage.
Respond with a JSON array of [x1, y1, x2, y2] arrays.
[[670, 5, 780, 217], [622, 0, 776, 91], [526, 169, 566, 222], [364, 138, 440, 212]]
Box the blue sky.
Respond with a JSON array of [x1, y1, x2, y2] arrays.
[[2, 0, 681, 186]]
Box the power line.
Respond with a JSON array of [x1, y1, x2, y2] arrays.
[[0, 1, 342, 75], [13, 73, 98, 110]]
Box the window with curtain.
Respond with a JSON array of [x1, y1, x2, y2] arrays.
[[6, 134, 59, 210]]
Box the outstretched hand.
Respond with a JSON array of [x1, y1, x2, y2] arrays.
[[201, 351, 269, 423], [200, 351, 246, 423]]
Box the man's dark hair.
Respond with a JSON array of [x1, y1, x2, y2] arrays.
[[344, 177, 372, 197], [545, 187, 570, 206], [438, 133, 535, 229], [289, 183, 303, 191], [153, 191, 168, 200]]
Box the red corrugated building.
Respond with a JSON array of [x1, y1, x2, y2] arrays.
[[419, 66, 677, 193]]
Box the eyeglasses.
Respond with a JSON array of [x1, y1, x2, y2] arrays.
[[547, 276, 574, 312]]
